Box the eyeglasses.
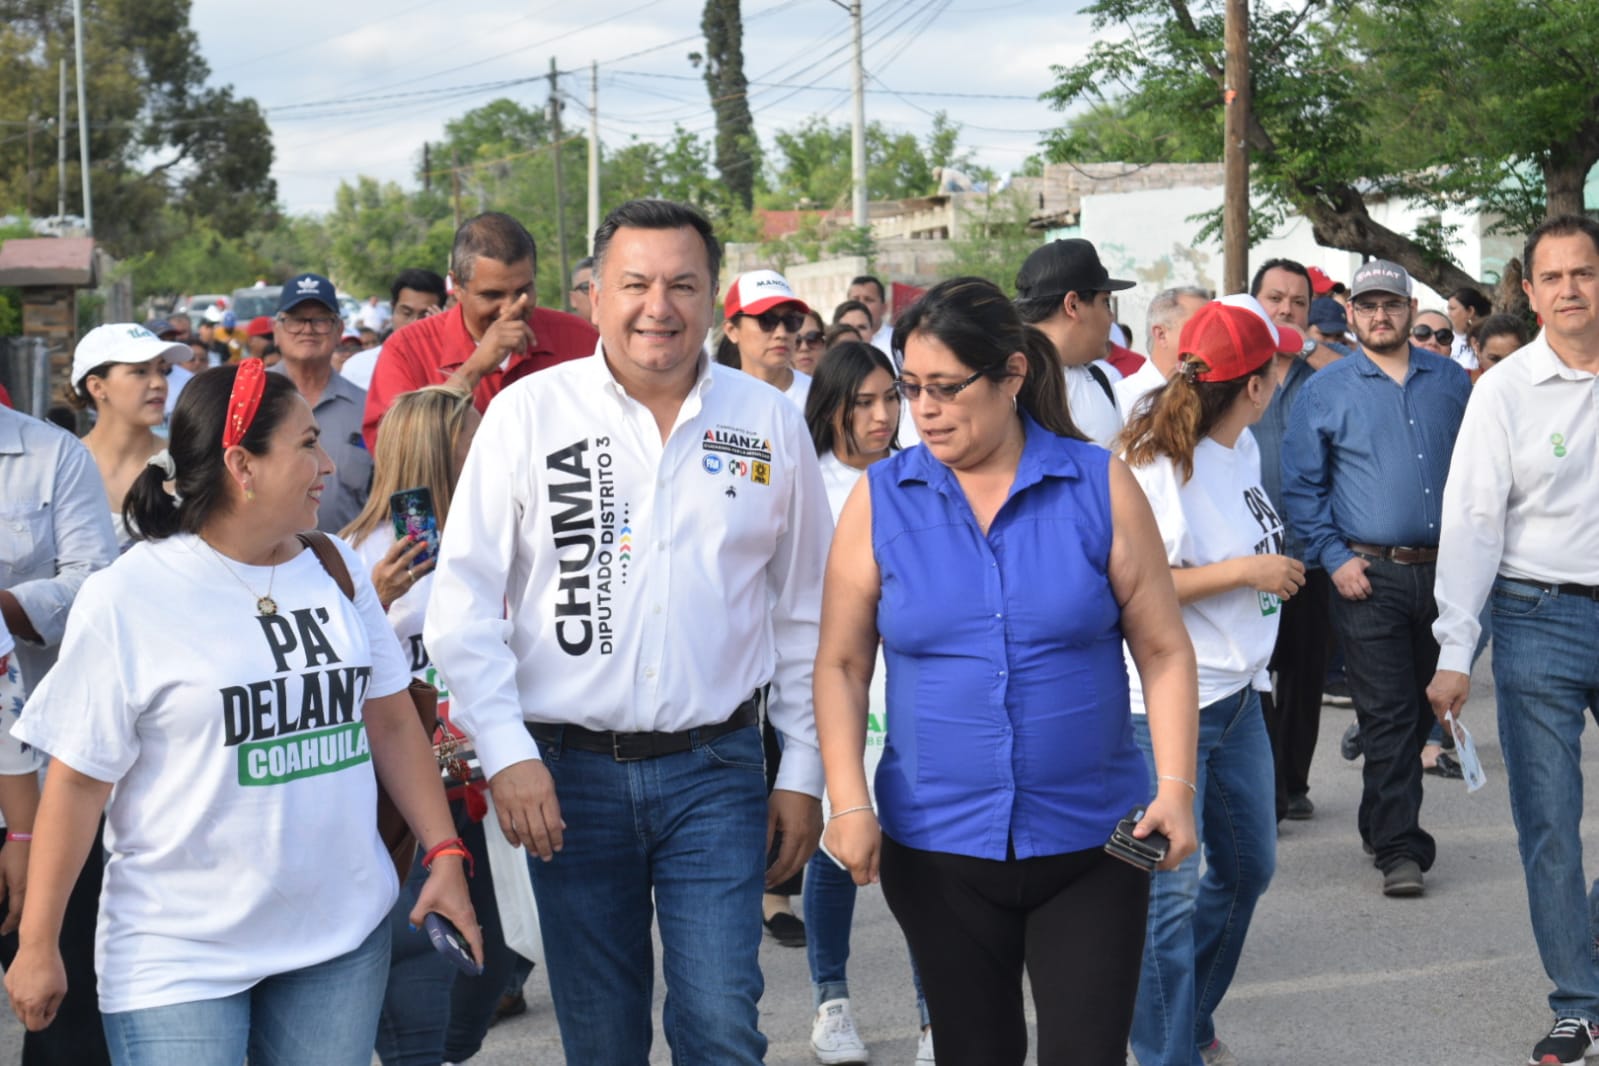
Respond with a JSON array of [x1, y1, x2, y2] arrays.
[[893, 365, 997, 403], [571, 281, 591, 295], [796, 330, 825, 349], [1411, 324, 1454, 346], [737, 309, 806, 334], [1349, 299, 1408, 319], [276, 315, 341, 335]]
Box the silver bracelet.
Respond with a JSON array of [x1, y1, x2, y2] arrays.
[[829, 804, 876, 820], [1158, 774, 1197, 794]]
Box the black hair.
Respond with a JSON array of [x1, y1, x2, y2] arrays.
[[124, 365, 300, 542], [451, 212, 537, 285], [1471, 312, 1530, 349], [893, 276, 1084, 441], [849, 275, 885, 302], [390, 268, 447, 307], [805, 341, 899, 458], [1249, 258, 1312, 300], [823, 322, 862, 348], [592, 199, 722, 283], [1448, 287, 1491, 318], [1524, 214, 1599, 277], [572, 256, 594, 274], [1013, 289, 1098, 326], [714, 335, 741, 369], [832, 299, 872, 325], [62, 361, 113, 411]]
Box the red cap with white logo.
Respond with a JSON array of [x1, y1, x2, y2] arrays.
[[724, 270, 810, 320]]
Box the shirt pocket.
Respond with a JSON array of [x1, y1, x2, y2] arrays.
[[0, 499, 50, 581]]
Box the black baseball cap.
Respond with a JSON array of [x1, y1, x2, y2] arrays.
[[1015, 239, 1136, 301]]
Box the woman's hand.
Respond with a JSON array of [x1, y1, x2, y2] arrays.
[[370, 535, 434, 610], [408, 856, 484, 971], [0, 840, 27, 935], [1138, 789, 1197, 872], [5, 941, 65, 1031], [821, 809, 881, 887], [1242, 554, 1306, 601]]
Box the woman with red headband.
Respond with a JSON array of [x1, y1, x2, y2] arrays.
[[3, 362, 480, 1065]]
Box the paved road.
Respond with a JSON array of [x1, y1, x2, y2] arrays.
[[0, 650, 1584, 1064]]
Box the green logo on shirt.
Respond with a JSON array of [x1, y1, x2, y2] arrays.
[[237, 721, 370, 786], [1552, 432, 1568, 458]]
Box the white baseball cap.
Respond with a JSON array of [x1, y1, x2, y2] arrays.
[[71, 323, 189, 390]]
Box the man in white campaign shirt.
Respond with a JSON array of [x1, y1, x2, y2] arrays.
[[1427, 215, 1599, 1066], [426, 198, 831, 1064]]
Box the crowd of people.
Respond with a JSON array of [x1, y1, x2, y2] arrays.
[[0, 197, 1595, 1066]]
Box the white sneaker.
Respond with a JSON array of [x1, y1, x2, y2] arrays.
[[811, 998, 870, 1064], [915, 1026, 934, 1064]]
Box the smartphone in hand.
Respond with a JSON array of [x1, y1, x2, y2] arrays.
[[423, 912, 482, 976], [389, 487, 440, 567], [1105, 805, 1170, 871]]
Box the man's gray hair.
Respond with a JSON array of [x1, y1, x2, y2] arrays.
[[1146, 286, 1211, 351]]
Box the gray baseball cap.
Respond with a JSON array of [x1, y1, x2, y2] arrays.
[[1350, 260, 1412, 300]]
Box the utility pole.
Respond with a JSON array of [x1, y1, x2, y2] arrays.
[[57, 58, 67, 222], [73, 0, 93, 236], [849, 0, 866, 229], [587, 61, 600, 253], [451, 149, 462, 230], [25, 114, 35, 215], [1222, 0, 1249, 294], [423, 143, 431, 193], [549, 57, 571, 313]]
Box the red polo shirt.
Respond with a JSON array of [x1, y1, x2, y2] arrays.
[[362, 302, 598, 450]]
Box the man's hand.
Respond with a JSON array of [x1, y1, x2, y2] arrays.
[[765, 789, 821, 888], [1427, 669, 1472, 728], [1331, 556, 1372, 600], [463, 293, 535, 378], [488, 759, 564, 860]]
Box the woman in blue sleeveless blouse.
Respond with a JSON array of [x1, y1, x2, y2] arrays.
[[815, 277, 1201, 1066]]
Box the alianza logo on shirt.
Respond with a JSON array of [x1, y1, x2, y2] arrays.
[[1243, 486, 1287, 617], [221, 608, 374, 786], [546, 436, 623, 656]]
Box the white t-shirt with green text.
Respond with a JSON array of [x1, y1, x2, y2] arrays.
[[14, 533, 411, 1013]]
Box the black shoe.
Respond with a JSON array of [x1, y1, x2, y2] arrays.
[[1340, 722, 1362, 761], [1425, 752, 1464, 779], [1529, 1016, 1598, 1064], [1323, 678, 1353, 707], [491, 991, 528, 1027], [1285, 794, 1314, 820], [1382, 859, 1424, 897], [764, 910, 807, 947]]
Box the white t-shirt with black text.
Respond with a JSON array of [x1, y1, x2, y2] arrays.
[[14, 533, 412, 1013], [1124, 431, 1285, 713]]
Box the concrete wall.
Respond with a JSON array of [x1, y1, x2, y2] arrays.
[[722, 239, 956, 321]]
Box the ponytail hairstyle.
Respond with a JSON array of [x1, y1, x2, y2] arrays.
[[892, 276, 1084, 441], [1119, 354, 1270, 482], [124, 364, 300, 541]]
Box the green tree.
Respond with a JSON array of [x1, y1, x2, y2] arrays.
[[700, 0, 761, 212], [764, 112, 975, 210], [323, 178, 454, 297]]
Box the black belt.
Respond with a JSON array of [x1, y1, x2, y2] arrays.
[[1506, 578, 1599, 601], [527, 697, 759, 762]]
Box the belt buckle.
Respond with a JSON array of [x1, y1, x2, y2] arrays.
[[611, 732, 650, 762]]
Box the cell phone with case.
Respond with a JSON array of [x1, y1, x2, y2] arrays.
[[389, 486, 440, 567], [1105, 805, 1169, 871], [423, 912, 482, 976]]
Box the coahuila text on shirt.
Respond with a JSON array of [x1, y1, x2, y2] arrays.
[[220, 607, 374, 787], [547, 437, 621, 657]]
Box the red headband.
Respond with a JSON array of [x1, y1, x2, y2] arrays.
[[222, 359, 267, 451]]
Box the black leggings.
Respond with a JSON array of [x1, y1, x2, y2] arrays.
[[880, 833, 1148, 1066]]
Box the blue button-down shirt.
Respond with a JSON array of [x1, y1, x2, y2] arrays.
[[867, 416, 1146, 861], [1254, 356, 1317, 565], [1281, 346, 1470, 574]]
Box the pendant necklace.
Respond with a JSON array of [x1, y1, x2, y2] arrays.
[[204, 539, 281, 616]]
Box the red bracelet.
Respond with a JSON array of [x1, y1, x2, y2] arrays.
[[421, 837, 474, 877], [5, 832, 31, 843]]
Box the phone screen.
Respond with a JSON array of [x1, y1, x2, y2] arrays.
[[389, 487, 440, 567]]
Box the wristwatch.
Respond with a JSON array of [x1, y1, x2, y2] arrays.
[[1298, 337, 1318, 360]]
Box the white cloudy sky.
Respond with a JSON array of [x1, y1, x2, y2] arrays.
[[187, 0, 1099, 215]]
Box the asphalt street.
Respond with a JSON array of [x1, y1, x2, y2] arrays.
[[0, 648, 1586, 1064]]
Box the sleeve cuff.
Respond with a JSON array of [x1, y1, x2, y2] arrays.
[[470, 717, 544, 782], [772, 740, 823, 798], [1435, 644, 1474, 676], [1320, 544, 1355, 574]]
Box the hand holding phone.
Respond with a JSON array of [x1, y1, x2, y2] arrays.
[[423, 912, 483, 976], [1105, 805, 1170, 871], [389, 487, 440, 567]]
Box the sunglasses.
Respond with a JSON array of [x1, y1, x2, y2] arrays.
[[1411, 324, 1454, 346], [796, 330, 825, 348], [737, 309, 806, 334]]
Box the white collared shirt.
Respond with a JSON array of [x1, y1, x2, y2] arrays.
[[1433, 331, 1599, 673], [1115, 358, 1168, 423], [425, 347, 833, 796]]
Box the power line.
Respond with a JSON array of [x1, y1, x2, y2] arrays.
[[606, 68, 1038, 100]]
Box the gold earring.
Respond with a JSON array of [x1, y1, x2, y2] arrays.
[[243, 480, 255, 501]]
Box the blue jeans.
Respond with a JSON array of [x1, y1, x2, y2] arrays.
[[101, 919, 389, 1066], [529, 722, 770, 1064], [1131, 688, 1277, 1066], [803, 849, 931, 1026], [1492, 578, 1599, 1023]]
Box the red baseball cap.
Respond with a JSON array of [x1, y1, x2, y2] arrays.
[[724, 270, 810, 320], [1181, 295, 1304, 382], [246, 316, 274, 338], [1306, 266, 1335, 296]]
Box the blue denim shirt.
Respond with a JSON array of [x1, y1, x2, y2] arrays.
[[1280, 346, 1470, 574], [0, 408, 118, 689], [1254, 356, 1316, 566], [867, 415, 1147, 861]]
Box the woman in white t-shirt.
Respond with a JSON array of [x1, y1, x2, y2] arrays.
[[66, 324, 187, 552], [717, 269, 814, 411], [1117, 296, 1307, 1066], [4, 363, 480, 1066]]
